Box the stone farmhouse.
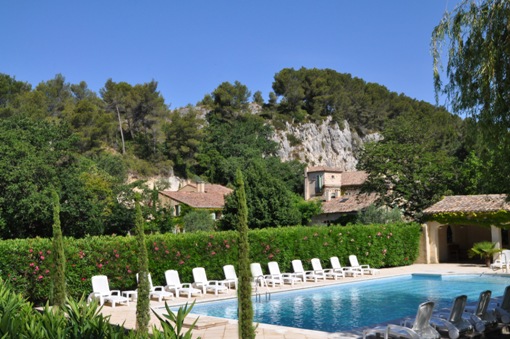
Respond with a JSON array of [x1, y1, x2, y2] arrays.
[[304, 166, 377, 225], [158, 181, 233, 220]]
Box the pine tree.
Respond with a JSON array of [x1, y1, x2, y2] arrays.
[[51, 189, 66, 307], [235, 169, 255, 338], [135, 195, 150, 335]]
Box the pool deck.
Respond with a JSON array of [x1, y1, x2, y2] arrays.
[[99, 263, 509, 338]]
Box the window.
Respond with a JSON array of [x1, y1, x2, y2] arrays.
[[175, 204, 181, 216]]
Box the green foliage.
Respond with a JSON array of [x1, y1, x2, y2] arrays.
[[182, 210, 216, 233], [427, 210, 510, 228], [293, 195, 322, 226], [0, 224, 420, 304], [152, 301, 200, 339], [162, 107, 205, 177], [206, 81, 251, 123], [51, 190, 66, 307], [356, 204, 402, 225], [0, 281, 126, 338], [135, 197, 150, 335], [432, 0, 510, 194], [359, 109, 463, 220], [233, 169, 255, 339], [468, 241, 501, 266]]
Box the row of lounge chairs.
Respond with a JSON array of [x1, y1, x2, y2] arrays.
[[89, 255, 377, 307], [363, 286, 510, 339], [250, 255, 379, 287]]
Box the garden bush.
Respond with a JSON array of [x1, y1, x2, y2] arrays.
[[0, 223, 421, 304]]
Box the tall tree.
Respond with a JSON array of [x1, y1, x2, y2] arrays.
[[432, 0, 510, 193], [50, 189, 66, 307], [100, 79, 132, 155], [163, 107, 205, 177], [233, 169, 255, 339], [135, 195, 150, 335]]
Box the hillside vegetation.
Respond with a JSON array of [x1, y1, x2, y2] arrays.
[[0, 67, 493, 238]]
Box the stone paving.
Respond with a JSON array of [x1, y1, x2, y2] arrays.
[[98, 263, 509, 338]]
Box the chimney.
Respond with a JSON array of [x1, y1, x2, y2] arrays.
[[197, 181, 205, 193]]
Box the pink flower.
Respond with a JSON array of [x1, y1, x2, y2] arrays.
[[45, 269, 50, 274], [81, 277, 86, 281], [97, 263, 103, 269], [179, 260, 184, 265], [225, 244, 230, 249], [127, 269, 132, 274], [115, 254, 119, 258], [29, 263, 34, 267], [165, 250, 169, 254], [35, 266, 39, 271], [207, 242, 212, 248], [46, 250, 51, 254], [40, 255, 45, 260], [268, 253, 274, 259], [39, 251, 43, 255], [38, 275, 43, 280], [29, 249, 33, 253], [211, 251, 216, 256], [154, 247, 159, 251]]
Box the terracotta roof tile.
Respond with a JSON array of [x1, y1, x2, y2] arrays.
[[341, 171, 368, 186], [160, 185, 233, 209], [423, 194, 510, 214], [307, 166, 344, 173], [321, 193, 378, 214]]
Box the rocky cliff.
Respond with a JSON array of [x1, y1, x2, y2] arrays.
[[272, 116, 381, 171]]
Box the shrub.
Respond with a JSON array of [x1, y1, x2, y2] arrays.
[[0, 223, 421, 304], [182, 210, 216, 232]]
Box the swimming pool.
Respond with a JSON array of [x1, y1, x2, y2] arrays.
[[187, 274, 509, 333]]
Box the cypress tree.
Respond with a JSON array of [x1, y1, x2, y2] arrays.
[[235, 169, 255, 338], [135, 195, 150, 335], [50, 189, 66, 307]]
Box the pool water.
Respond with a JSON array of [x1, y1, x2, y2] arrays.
[[187, 274, 510, 333]]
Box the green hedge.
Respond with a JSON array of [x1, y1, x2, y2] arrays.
[[0, 223, 421, 304]]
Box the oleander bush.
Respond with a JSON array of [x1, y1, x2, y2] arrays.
[[0, 223, 421, 304]]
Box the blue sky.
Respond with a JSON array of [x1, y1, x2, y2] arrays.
[[2, 1, 460, 109]]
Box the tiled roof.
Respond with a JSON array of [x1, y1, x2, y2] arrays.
[[341, 171, 368, 186], [160, 185, 233, 209], [423, 194, 510, 214], [307, 166, 344, 173], [321, 193, 378, 214]]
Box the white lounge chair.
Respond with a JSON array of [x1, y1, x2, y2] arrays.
[[430, 295, 473, 339], [268, 261, 302, 286], [192, 267, 228, 295], [223, 264, 238, 289], [137, 272, 174, 302], [250, 262, 282, 287], [490, 249, 510, 271], [363, 301, 440, 338], [164, 269, 202, 299], [311, 258, 344, 280], [291, 259, 324, 282], [348, 255, 380, 275], [330, 256, 360, 277], [495, 285, 510, 324], [463, 290, 497, 332], [90, 275, 129, 308]]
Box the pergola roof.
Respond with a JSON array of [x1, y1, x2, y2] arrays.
[[423, 194, 510, 214]]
